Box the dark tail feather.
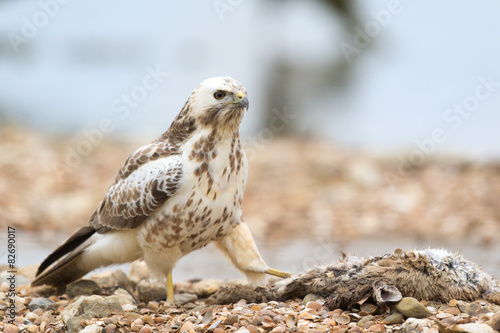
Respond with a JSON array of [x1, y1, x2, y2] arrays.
[[32, 226, 96, 287]]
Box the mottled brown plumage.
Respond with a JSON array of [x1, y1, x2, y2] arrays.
[[32, 77, 290, 300]]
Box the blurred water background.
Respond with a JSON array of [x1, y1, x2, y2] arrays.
[[1, 0, 499, 158]]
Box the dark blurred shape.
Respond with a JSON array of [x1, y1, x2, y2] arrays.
[[261, 0, 365, 136]]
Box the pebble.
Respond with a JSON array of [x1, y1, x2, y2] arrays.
[[360, 302, 378, 314], [66, 279, 102, 298], [247, 324, 259, 333], [90, 269, 133, 290], [402, 318, 429, 330], [302, 293, 323, 304], [223, 314, 239, 325], [334, 314, 351, 325], [191, 279, 222, 297], [236, 328, 250, 333], [307, 301, 322, 311], [122, 303, 138, 312], [488, 311, 500, 331], [175, 293, 198, 305], [28, 297, 56, 311], [396, 297, 431, 318], [4, 324, 20, 333], [138, 326, 152, 333], [180, 321, 196, 332], [80, 324, 101, 333], [382, 311, 404, 324], [457, 323, 494, 333]]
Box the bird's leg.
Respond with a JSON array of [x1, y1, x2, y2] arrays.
[[215, 222, 291, 286], [166, 272, 175, 303]]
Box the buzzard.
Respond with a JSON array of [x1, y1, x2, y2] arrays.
[[32, 77, 290, 301]]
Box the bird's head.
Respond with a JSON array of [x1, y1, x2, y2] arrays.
[[187, 77, 249, 132]]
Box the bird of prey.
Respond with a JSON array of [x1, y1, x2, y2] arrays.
[[32, 77, 290, 302]]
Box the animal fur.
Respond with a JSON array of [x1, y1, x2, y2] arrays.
[[207, 249, 500, 309]]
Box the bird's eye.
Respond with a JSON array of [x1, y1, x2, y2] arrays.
[[214, 91, 226, 100]]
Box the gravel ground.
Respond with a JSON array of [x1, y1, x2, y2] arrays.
[[1, 271, 500, 333]]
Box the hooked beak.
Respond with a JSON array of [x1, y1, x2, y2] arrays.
[[238, 96, 249, 109], [224, 91, 249, 110]]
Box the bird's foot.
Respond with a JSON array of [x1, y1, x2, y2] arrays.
[[265, 268, 291, 279]]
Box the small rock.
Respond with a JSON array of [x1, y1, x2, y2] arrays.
[[202, 310, 213, 324], [360, 302, 378, 314], [66, 279, 102, 298], [307, 301, 322, 311], [449, 299, 458, 307], [247, 324, 259, 333], [90, 269, 133, 290], [80, 324, 102, 333], [302, 293, 323, 304], [396, 297, 431, 318], [25, 311, 39, 321], [383, 311, 404, 324], [223, 314, 239, 325], [457, 301, 470, 313], [138, 326, 152, 333], [334, 314, 350, 325], [124, 311, 142, 321], [467, 303, 489, 316], [271, 326, 286, 333], [457, 323, 494, 333], [262, 316, 276, 329], [180, 321, 196, 333], [129, 260, 150, 285], [367, 324, 385, 332], [488, 311, 500, 331], [213, 327, 225, 333], [443, 306, 461, 316], [28, 297, 56, 311], [358, 315, 375, 326], [105, 324, 117, 333], [236, 328, 250, 333], [61, 295, 123, 333], [175, 292, 198, 305], [136, 278, 166, 302], [191, 279, 222, 297], [4, 324, 20, 333], [122, 303, 138, 312], [112, 288, 137, 305], [402, 318, 429, 331]]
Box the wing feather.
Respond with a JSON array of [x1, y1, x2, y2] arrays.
[[90, 144, 183, 233]]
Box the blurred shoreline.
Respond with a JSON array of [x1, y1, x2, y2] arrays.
[[1, 126, 499, 243]]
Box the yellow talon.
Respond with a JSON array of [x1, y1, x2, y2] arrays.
[[266, 268, 292, 279]]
